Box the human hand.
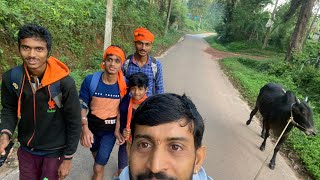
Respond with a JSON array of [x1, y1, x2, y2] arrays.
[[0, 134, 10, 155], [58, 159, 72, 180], [123, 128, 131, 140], [115, 130, 125, 145], [80, 127, 94, 148]]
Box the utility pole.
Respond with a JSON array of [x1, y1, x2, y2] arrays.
[[104, 0, 113, 50], [262, 0, 279, 49], [165, 0, 173, 34]]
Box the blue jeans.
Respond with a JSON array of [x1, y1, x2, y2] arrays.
[[90, 130, 116, 166], [118, 141, 128, 169]]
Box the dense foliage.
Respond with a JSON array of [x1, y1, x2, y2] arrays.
[[0, 0, 187, 81], [213, 0, 320, 64]]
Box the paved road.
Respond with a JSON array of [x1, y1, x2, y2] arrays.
[[1, 34, 299, 180]]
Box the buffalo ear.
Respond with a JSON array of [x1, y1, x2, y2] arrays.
[[304, 96, 308, 102]]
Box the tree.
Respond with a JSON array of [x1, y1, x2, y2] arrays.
[[285, 0, 317, 62], [262, 0, 280, 49], [303, 1, 320, 49], [104, 0, 113, 50], [165, 0, 173, 34], [188, 0, 213, 30]]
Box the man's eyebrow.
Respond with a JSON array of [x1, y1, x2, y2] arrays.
[[134, 134, 153, 141], [134, 134, 189, 142], [166, 137, 189, 142]]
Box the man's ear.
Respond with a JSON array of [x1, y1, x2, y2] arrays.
[[194, 146, 206, 173]]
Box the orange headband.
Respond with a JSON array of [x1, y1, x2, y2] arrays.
[[134, 27, 154, 43], [103, 46, 126, 64]]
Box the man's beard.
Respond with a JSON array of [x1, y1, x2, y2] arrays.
[[129, 170, 179, 180]]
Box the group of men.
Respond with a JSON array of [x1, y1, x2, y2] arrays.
[[0, 24, 212, 180]]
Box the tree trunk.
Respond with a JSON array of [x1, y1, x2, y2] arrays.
[[302, 4, 320, 49], [315, 50, 320, 68], [224, 0, 238, 42], [198, 17, 202, 31], [159, 0, 166, 16], [104, 0, 113, 50], [262, 0, 279, 49], [285, 0, 316, 62], [165, 0, 172, 34]]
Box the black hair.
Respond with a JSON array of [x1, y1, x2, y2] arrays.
[[18, 24, 52, 52], [131, 93, 205, 149], [128, 72, 149, 89]]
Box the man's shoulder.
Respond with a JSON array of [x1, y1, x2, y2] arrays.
[[193, 167, 213, 180], [2, 68, 12, 79], [150, 56, 162, 66], [60, 75, 75, 84], [118, 166, 130, 179], [126, 54, 134, 62]]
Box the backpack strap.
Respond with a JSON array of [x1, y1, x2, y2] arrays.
[[150, 56, 157, 81], [50, 81, 62, 108], [124, 55, 133, 74], [10, 65, 24, 96], [89, 71, 103, 98]]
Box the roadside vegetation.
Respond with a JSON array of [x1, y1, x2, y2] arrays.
[[0, 0, 196, 88], [206, 36, 320, 179]]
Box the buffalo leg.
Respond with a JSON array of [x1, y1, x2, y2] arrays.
[[269, 134, 289, 170], [260, 122, 269, 151], [246, 105, 258, 125], [261, 118, 267, 138]]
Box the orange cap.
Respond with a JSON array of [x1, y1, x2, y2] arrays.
[[134, 27, 154, 43], [103, 45, 126, 64]]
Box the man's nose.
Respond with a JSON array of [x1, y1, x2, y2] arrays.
[[109, 60, 115, 65], [29, 49, 36, 57], [146, 147, 168, 173]]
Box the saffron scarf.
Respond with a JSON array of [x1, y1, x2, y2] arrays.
[[126, 94, 148, 140]]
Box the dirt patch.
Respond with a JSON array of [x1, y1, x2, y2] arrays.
[[204, 46, 266, 61]]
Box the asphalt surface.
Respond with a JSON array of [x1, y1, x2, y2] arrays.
[[1, 34, 299, 180]]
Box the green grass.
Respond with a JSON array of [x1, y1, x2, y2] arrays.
[[220, 57, 320, 180], [205, 35, 285, 58]]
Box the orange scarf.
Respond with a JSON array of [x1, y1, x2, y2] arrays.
[[126, 94, 148, 131]]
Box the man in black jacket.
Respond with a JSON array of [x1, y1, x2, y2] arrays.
[[0, 24, 81, 180]]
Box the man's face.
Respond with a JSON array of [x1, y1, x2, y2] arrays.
[[103, 54, 122, 75], [134, 40, 152, 57], [130, 86, 148, 100], [129, 119, 206, 180], [19, 37, 48, 75]]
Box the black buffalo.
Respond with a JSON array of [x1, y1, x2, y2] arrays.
[[246, 83, 316, 169]]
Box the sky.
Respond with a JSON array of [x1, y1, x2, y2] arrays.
[[265, 0, 320, 15]]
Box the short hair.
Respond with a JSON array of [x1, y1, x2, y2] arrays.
[[128, 72, 149, 89], [131, 93, 205, 149], [18, 24, 52, 52]]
